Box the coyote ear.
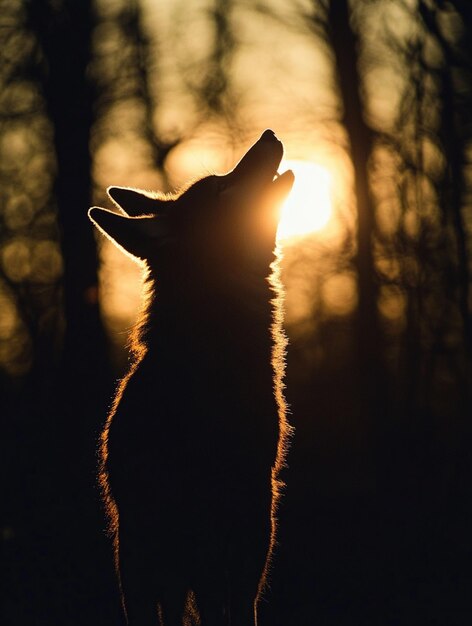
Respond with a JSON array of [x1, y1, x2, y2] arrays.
[[88, 207, 171, 261], [107, 186, 169, 217]]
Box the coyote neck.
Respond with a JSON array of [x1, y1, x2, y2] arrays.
[[134, 274, 278, 362]]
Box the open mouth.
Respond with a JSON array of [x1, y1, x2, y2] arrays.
[[221, 130, 294, 210], [251, 130, 295, 194], [272, 168, 295, 192], [231, 130, 289, 186]]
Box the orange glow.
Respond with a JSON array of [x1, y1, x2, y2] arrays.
[[277, 160, 332, 241]]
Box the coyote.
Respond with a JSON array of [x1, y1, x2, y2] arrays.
[[89, 129, 294, 626]]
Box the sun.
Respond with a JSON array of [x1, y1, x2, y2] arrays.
[[277, 160, 332, 241]]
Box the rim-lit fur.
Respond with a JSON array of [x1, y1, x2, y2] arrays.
[[90, 130, 294, 625]]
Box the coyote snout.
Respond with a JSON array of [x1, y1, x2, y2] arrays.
[[89, 130, 294, 626]]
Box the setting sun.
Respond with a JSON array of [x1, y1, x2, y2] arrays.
[[277, 160, 332, 241]]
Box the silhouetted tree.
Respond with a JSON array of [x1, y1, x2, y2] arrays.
[[92, 0, 179, 179], [27, 0, 108, 384], [175, 0, 244, 137], [419, 0, 472, 362], [1, 3, 120, 624], [326, 0, 384, 423], [381, 0, 472, 410]]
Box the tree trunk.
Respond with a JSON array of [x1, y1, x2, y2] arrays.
[[327, 0, 382, 417], [29, 0, 109, 387]]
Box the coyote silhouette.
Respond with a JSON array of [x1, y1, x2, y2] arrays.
[[89, 130, 294, 626]]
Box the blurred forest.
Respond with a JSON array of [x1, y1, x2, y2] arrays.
[[1, 0, 472, 624]]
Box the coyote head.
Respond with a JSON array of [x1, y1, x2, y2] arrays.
[[89, 129, 294, 280]]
